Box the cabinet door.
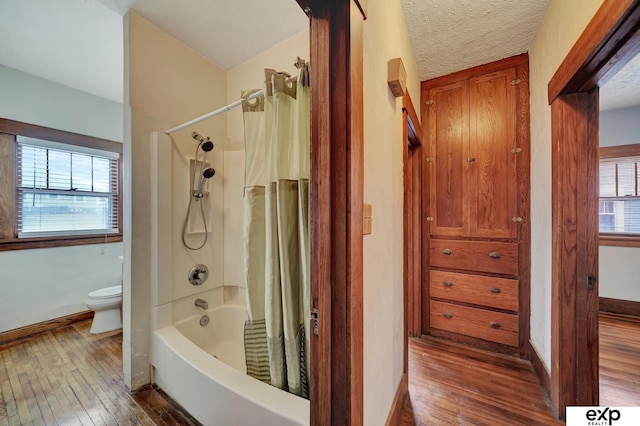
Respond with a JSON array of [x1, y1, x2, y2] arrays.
[[469, 69, 518, 239], [427, 80, 469, 237]]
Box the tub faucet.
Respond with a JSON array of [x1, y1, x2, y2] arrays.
[[194, 298, 208, 310]]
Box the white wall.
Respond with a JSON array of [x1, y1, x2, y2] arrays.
[[528, 0, 606, 368], [125, 10, 228, 390], [363, 0, 420, 424], [599, 106, 640, 302], [0, 65, 124, 333]]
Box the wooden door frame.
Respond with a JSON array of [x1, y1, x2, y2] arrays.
[[548, 0, 640, 416], [305, 0, 366, 424]]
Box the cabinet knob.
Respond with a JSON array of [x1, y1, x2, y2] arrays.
[[488, 251, 501, 259], [443, 312, 453, 319], [442, 249, 453, 255], [489, 287, 501, 294], [489, 321, 501, 329], [442, 281, 453, 288]]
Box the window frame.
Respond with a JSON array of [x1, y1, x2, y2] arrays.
[[599, 143, 640, 247], [0, 118, 122, 251]]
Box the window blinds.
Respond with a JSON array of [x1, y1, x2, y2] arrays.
[[599, 155, 640, 234]]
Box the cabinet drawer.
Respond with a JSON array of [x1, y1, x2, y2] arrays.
[[430, 300, 519, 347], [430, 239, 518, 276], [430, 270, 518, 311]]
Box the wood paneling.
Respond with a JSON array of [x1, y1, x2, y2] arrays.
[[430, 239, 519, 276], [400, 337, 562, 426], [600, 297, 640, 317], [548, 0, 640, 103], [0, 134, 16, 239], [427, 81, 469, 237], [429, 270, 518, 311], [0, 320, 198, 426], [309, 1, 364, 424], [469, 68, 518, 239], [430, 300, 519, 346], [385, 373, 408, 426], [551, 90, 599, 416]]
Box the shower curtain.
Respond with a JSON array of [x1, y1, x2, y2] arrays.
[[242, 62, 310, 398]]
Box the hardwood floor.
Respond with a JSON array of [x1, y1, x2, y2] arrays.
[[402, 313, 640, 425], [600, 313, 640, 407], [0, 319, 199, 426]]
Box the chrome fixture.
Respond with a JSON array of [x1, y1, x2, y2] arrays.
[[188, 264, 209, 285], [194, 298, 209, 310], [199, 315, 210, 326]]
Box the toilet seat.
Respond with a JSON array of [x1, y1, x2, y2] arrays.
[[88, 285, 122, 299]]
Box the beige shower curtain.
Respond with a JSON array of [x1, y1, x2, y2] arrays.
[[242, 62, 310, 398]]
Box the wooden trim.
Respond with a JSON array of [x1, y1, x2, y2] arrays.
[[385, 373, 408, 426], [600, 297, 640, 317], [529, 341, 551, 400], [403, 93, 422, 147], [600, 143, 640, 158], [548, 0, 640, 103], [421, 54, 528, 91], [0, 133, 16, 239], [551, 90, 600, 416], [429, 328, 520, 357], [0, 234, 123, 251], [309, 1, 364, 424], [0, 311, 94, 345], [0, 118, 122, 153], [599, 235, 640, 247]]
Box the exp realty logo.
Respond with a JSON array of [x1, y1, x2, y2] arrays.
[[567, 407, 640, 426]]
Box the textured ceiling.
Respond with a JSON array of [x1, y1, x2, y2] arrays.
[[600, 53, 640, 111], [401, 0, 550, 82]]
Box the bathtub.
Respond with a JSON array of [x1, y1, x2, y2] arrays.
[[152, 305, 310, 425]]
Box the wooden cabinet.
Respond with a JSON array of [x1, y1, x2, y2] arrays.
[[421, 54, 530, 356]]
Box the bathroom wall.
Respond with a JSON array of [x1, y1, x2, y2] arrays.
[[125, 11, 228, 390], [0, 65, 124, 333], [528, 0, 606, 368], [223, 30, 310, 305], [599, 106, 640, 302], [363, 0, 420, 423]]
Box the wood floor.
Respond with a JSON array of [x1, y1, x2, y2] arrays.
[[0, 319, 199, 426], [401, 313, 640, 425]]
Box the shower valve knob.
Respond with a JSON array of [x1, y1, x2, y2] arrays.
[[188, 264, 209, 285]]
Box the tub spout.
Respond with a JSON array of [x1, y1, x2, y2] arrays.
[[194, 298, 208, 309]]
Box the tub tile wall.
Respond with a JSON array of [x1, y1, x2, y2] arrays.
[[223, 149, 246, 289]]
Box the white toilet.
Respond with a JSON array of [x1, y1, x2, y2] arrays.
[[86, 285, 123, 334]]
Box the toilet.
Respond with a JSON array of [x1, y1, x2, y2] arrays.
[[86, 285, 123, 334]]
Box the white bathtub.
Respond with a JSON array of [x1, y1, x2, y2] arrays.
[[152, 305, 310, 425]]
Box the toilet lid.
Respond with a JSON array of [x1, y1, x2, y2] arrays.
[[88, 285, 122, 299]]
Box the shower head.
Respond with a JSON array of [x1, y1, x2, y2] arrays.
[[201, 140, 214, 152], [195, 167, 216, 198]]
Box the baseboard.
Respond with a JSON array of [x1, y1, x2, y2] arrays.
[[0, 311, 93, 345], [529, 340, 551, 399], [385, 373, 408, 426], [600, 297, 640, 317]]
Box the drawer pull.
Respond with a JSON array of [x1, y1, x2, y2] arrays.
[[443, 312, 453, 319], [489, 321, 501, 329], [442, 281, 453, 288], [489, 287, 501, 294], [488, 251, 501, 259], [442, 249, 453, 255]]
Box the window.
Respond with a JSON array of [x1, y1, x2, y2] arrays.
[[599, 144, 640, 245], [16, 137, 119, 237], [0, 118, 122, 250]]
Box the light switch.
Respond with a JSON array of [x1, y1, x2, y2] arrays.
[[363, 203, 372, 235]]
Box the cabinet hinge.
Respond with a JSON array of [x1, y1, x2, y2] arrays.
[[512, 217, 524, 223], [511, 147, 522, 154], [311, 309, 319, 335], [425, 216, 434, 222], [511, 79, 521, 86], [425, 100, 434, 105], [426, 156, 434, 162]]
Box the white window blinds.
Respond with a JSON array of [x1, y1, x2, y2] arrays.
[[16, 140, 119, 238], [599, 155, 640, 234]]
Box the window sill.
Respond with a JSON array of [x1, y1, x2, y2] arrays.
[[599, 234, 640, 248], [0, 233, 123, 251]]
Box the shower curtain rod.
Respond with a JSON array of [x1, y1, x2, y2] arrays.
[[165, 89, 264, 135], [164, 63, 303, 136]]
